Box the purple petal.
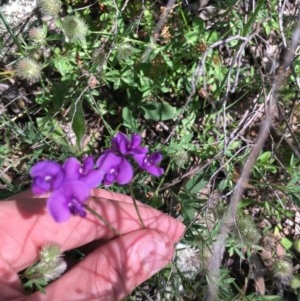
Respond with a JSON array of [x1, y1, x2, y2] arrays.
[[131, 146, 148, 156], [81, 169, 104, 188], [104, 173, 116, 186], [30, 160, 61, 178], [63, 157, 81, 180], [111, 132, 148, 156], [149, 152, 163, 164], [144, 165, 164, 177], [52, 171, 65, 190], [70, 199, 87, 218], [96, 151, 133, 185], [129, 134, 148, 155], [30, 160, 64, 194], [130, 134, 142, 149], [116, 158, 134, 184], [47, 190, 71, 223], [112, 132, 128, 155], [133, 153, 146, 167], [133, 152, 164, 177], [96, 151, 122, 172], [82, 156, 94, 174], [47, 181, 90, 222], [32, 178, 51, 195], [62, 180, 90, 202]]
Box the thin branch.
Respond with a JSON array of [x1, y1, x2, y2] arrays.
[[141, 0, 176, 62]]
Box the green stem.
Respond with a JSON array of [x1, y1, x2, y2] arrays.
[[85, 204, 121, 236], [0, 10, 25, 55], [154, 161, 171, 196], [129, 183, 145, 228]]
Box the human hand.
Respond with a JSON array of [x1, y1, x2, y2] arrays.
[[0, 189, 185, 301]]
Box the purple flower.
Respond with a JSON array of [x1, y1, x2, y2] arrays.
[[47, 180, 90, 222], [112, 132, 148, 156], [96, 151, 133, 186], [63, 156, 103, 188], [30, 160, 64, 195], [134, 152, 164, 177]]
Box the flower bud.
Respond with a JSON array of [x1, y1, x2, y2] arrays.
[[15, 58, 42, 82]]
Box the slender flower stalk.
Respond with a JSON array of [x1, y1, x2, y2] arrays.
[[85, 204, 120, 236], [154, 161, 171, 196], [129, 183, 145, 228]]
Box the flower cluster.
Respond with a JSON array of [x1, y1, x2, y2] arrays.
[[30, 132, 163, 222], [98, 132, 163, 185]]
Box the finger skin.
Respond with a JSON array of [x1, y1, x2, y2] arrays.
[[21, 229, 173, 301], [0, 189, 185, 297]]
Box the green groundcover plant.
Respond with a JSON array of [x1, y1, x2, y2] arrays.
[[2, 0, 300, 300]]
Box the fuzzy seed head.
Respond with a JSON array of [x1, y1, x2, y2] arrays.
[[37, 0, 62, 17], [42, 257, 67, 281], [92, 48, 106, 66], [233, 215, 261, 247], [24, 243, 67, 284], [294, 238, 300, 252], [15, 58, 42, 82], [290, 275, 300, 289], [61, 16, 88, 42], [273, 259, 293, 283], [38, 244, 66, 281], [172, 150, 189, 168], [29, 27, 47, 44], [176, 243, 201, 279], [40, 244, 62, 263], [117, 44, 135, 60]]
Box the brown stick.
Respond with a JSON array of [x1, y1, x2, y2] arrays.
[[206, 12, 300, 301]]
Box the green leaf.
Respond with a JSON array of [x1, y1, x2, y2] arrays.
[[122, 107, 138, 130], [258, 151, 272, 163], [36, 117, 68, 146], [280, 237, 293, 250], [52, 56, 76, 77], [237, 198, 255, 209], [185, 172, 207, 195], [141, 101, 176, 121], [70, 100, 85, 149]]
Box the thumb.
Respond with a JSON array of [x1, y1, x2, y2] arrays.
[[26, 229, 175, 301]]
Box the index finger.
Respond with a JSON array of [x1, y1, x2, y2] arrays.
[[0, 189, 185, 274]]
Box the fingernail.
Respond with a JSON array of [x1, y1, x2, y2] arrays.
[[136, 234, 173, 277]]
